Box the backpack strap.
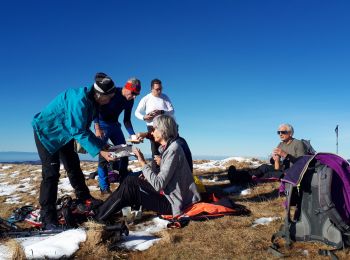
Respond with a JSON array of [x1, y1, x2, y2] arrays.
[[318, 249, 339, 260], [269, 183, 293, 257], [318, 164, 350, 234]]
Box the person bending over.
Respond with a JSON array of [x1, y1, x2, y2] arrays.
[[94, 77, 141, 194], [32, 72, 117, 230]]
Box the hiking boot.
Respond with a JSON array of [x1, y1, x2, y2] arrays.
[[76, 197, 103, 214], [76, 202, 92, 214]]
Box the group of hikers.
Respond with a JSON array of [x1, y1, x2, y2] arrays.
[[31, 72, 307, 230]]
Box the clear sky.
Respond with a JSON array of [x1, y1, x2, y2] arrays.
[[0, 0, 349, 159]]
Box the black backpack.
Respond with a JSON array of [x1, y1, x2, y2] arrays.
[[269, 154, 350, 258]]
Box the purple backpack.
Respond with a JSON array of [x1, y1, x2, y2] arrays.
[[269, 153, 350, 257]]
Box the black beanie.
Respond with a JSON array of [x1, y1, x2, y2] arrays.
[[94, 72, 116, 94]]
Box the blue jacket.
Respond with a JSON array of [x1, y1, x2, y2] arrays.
[[94, 88, 135, 135], [32, 86, 104, 157]]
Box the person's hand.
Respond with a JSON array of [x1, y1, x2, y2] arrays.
[[143, 114, 153, 121], [95, 128, 105, 139], [272, 153, 280, 162], [133, 147, 147, 166], [273, 148, 287, 158], [154, 155, 161, 166], [136, 132, 147, 139], [136, 132, 148, 141], [100, 150, 115, 162], [152, 110, 162, 116], [129, 134, 144, 143]]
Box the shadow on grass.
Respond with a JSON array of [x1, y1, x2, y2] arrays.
[[235, 188, 281, 203]]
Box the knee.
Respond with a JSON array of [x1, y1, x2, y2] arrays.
[[42, 165, 60, 180], [123, 175, 139, 186]]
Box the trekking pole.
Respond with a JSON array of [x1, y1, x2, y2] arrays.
[[0, 228, 66, 238], [335, 125, 339, 154], [0, 220, 129, 239]]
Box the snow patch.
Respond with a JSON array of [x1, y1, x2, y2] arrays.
[[0, 244, 12, 259], [0, 229, 86, 259], [252, 217, 280, 227], [223, 185, 251, 195], [120, 217, 170, 251], [0, 182, 18, 196], [20, 229, 86, 259], [58, 177, 74, 193]]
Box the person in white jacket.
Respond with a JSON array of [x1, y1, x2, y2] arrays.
[[135, 78, 174, 173]]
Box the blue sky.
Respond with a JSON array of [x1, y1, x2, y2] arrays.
[[0, 0, 349, 159]]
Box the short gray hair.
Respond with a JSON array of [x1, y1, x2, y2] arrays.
[[153, 115, 178, 142], [279, 123, 294, 136], [127, 77, 141, 86]]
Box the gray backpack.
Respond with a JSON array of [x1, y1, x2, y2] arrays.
[[269, 154, 350, 259], [301, 139, 316, 155]]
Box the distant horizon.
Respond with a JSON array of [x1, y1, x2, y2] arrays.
[[0, 151, 239, 162]]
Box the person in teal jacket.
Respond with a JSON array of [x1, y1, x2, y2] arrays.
[[32, 72, 117, 230]]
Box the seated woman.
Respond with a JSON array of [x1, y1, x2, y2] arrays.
[[94, 115, 201, 222]]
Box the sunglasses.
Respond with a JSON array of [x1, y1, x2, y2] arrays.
[[277, 130, 289, 135]]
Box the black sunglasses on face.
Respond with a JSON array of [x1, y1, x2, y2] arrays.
[[277, 130, 289, 135]]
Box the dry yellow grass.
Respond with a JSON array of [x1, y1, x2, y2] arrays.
[[4, 239, 26, 260], [1, 162, 350, 259]]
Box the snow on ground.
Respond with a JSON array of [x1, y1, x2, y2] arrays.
[[19, 177, 31, 183], [21, 229, 86, 259], [240, 188, 251, 195], [57, 177, 74, 194], [120, 217, 170, 251], [0, 180, 32, 203], [1, 165, 12, 170], [0, 218, 169, 258], [0, 157, 259, 256], [193, 156, 262, 171], [82, 170, 96, 177], [0, 182, 18, 196], [0, 244, 12, 259], [9, 171, 20, 177], [222, 185, 251, 195], [0, 229, 86, 259], [5, 195, 22, 204], [252, 217, 280, 227]]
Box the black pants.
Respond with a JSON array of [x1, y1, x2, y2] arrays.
[[95, 176, 172, 221], [147, 125, 160, 173], [252, 164, 284, 179], [34, 132, 91, 225]]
